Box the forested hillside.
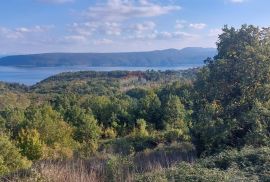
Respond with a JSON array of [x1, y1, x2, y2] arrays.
[[1, 25, 270, 182], [0, 47, 216, 67]]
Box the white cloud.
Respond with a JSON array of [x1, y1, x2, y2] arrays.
[[208, 28, 222, 37], [131, 21, 156, 35], [15, 25, 54, 33], [64, 35, 87, 43], [38, 0, 74, 4], [175, 21, 207, 30], [0, 25, 64, 54], [175, 20, 186, 29], [0, 27, 23, 39], [228, 0, 246, 3], [94, 39, 113, 45], [82, 0, 181, 22], [189, 23, 207, 30], [0, 25, 53, 40], [70, 21, 122, 37], [70, 23, 94, 37], [64, 0, 185, 49], [103, 22, 122, 36], [126, 29, 198, 41]]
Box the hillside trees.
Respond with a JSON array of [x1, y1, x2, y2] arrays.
[[17, 129, 44, 161], [0, 134, 31, 176], [193, 25, 270, 153], [136, 90, 162, 129], [162, 95, 188, 130], [21, 105, 77, 159]]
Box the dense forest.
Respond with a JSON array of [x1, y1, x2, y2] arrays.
[[1, 25, 270, 182]]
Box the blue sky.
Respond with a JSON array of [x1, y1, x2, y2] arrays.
[[0, 0, 270, 54]]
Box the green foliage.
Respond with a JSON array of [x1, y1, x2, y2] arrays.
[[105, 155, 134, 182], [0, 82, 28, 93], [162, 95, 189, 130], [17, 129, 44, 161], [193, 25, 270, 153], [103, 135, 159, 155], [243, 100, 270, 146], [137, 91, 161, 128], [164, 129, 190, 142], [0, 134, 31, 176], [126, 88, 148, 99], [3, 32, 270, 181], [23, 105, 77, 159], [1, 108, 25, 136], [200, 146, 270, 181], [86, 96, 113, 127], [104, 127, 117, 139], [76, 141, 99, 159], [135, 162, 251, 182], [133, 119, 149, 137], [64, 106, 101, 143], [158, 81, 194, 110], [0, 93, 30, 111]]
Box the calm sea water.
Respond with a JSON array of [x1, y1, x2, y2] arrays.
[[0, 65, 202, 85]]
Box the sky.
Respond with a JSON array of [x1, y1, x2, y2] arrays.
[[0, 0, 270, 54]]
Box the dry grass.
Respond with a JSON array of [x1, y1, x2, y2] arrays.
[[1, 159, 106, 182], [2, 145, 196, 182], [37, 160, 102, 182]]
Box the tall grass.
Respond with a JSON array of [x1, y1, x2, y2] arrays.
[[2, 144, 196, 182]]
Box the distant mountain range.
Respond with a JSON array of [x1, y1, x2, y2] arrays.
[[0, 47, 216, 67]]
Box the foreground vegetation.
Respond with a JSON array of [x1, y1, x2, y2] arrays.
[[1, 25, 270, 181]]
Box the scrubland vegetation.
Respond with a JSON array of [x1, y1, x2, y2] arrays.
[[1, 25, 270, 181]]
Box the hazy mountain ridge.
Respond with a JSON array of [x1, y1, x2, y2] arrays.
[[0, 47, 216, 67]]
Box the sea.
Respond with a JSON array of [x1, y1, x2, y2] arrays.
[[0, 64, 202, 85]]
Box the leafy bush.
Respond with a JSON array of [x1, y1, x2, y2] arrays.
[[0, 135, 31, 176], [163, 128, 190, 143], [17, 129, 44, 161], [132, 119, 149, 137], [104, 127, 117, 139], [105, 155, 134, 182], [200, 146, 270, 181], [23, 105, 78, 159], [135, 162, 252, 182]]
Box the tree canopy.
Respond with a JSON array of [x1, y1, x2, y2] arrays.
[[193, 25, 270, 153]]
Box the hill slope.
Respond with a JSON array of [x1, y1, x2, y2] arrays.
[[0, 47, 216, 67]]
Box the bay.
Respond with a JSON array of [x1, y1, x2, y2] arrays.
[[0, 64, 202, 85]]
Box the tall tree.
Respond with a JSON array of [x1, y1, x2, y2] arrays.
[[193, 25, 270, 153], [162, 95, 189, 131]]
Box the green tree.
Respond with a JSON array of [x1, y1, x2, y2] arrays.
[[0, 108, 25, 137], [86, 96, 113, 127], [63, 106, 101, 143], [193, 25, 270, 153], [17, 129, 44, 161], [0, 134, 31, 176], [162, 95, 189, 131], [23, 105, 77, 159], [133, 119, 149, 137], [137, 91, 161, 128]]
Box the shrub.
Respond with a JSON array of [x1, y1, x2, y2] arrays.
[[76, 141, 99, 159], [17, 129, 44, 161], [105, 155, 134, 182], [0, 134, 31, 176], [23, 105, 78, 159], [135, 162, 252, 182], [200, 146, 270, 181], [132, 119, 149, 138], [163, 128, 190, 143], [104, 127, 117, 139]]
